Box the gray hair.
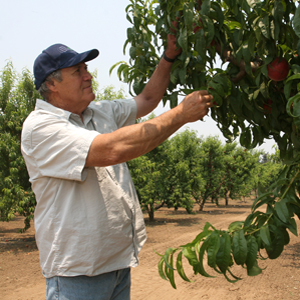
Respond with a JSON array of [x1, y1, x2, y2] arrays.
[[38, 70, 63, 100]]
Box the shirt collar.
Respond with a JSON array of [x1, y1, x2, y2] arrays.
[[35, 99, 72, 119], [35, 99, 94, 125]]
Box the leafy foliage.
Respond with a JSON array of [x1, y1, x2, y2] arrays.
[[0, 62, 39, 231], [158, 164, 299, 287], [115, 0, 300, 285], [112, 0, 300, 158], [128, 126, 201, 220], [195, 136, 225, 210], [95, 84, 128, 101], [129, 129, 281, 220]]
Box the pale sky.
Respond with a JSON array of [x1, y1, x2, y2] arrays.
[[0, 0, 276, 153]]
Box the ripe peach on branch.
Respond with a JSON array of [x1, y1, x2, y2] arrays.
[[267, 57, 290, 81]]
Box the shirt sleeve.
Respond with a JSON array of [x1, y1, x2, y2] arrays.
[[112, 98, 137, 128], [92, 98, 137, 129], [21, 113, 99, 181]]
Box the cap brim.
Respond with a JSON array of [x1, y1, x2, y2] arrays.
[[60, 49, 99, 69]]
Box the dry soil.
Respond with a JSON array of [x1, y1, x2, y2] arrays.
[[1, 198, 300, 300]]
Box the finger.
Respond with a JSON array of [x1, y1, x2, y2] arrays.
[[200, 94, 214, 103], [208, 102, 214, 108], [203, 94, 213, 100], [197, 90, 209, 96]]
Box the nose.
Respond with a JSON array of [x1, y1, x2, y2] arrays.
[[83, 70, 93, 81]]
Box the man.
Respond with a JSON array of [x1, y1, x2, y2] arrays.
[[21, 34, 213, 300]]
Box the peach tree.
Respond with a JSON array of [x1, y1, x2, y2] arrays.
[[0, 62, 38, 231], [111, 0, 300, 286]]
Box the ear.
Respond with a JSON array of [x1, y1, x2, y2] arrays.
[[45, 79, 59, 92]]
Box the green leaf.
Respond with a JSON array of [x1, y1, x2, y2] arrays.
[[225, 268, 242, 283], [244, 211, 263, 228], [247, 260, 263, 276], [198, 237, 216, 278], [275, 199, 290, 224], [208, 88, 223, 106], [166, 250, 177, 289], [242, 44, 252, 74], [287, 218, 298, 236], [232, 229, 248, 265], [200, 0, 210, 16], [164, 247, 177, 270], [240, 127, 252, 149], [290, 202, 300, 220], [117, 64, 129, 81], [293, 5, 300, 38], [195, 29, 206, 59], [202, 15, 215, 45], [286, 93, 300, 117], [252, 195, 274, 212], [216, 232, 231, 274], [252, 191, 274, 210], [260, 226, 271, 247], [178, 67, 187, 85], [127, 27, 134, 40], [208, 81, 226, 97], [258, 15, 270, 39], [178, 27, 188, 53], [158, 256, 168, 281], [109, 61, 126, 76], [183, 1, 194, 30], [169, 92, 178, 108], [211, 2, 224, 26], [246, 236, 258, 270], [284, 80, 292, 100], [207, 231, 221, 268], [228, 221, 244, 233], [176, 251, 191, 282], [285, 74, 300, 83], [182, 246, 200, 275], [265, 225, 285, 259], [247, 32, 256, 55], [129, 46, 137, 59]]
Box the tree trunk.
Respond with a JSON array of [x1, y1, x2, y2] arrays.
[[148, 209, 154, 222], [199, 198, 206, 211], [224, 190, 229, 206]]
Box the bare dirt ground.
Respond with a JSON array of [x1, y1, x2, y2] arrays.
[[1, 198, 300, 300]]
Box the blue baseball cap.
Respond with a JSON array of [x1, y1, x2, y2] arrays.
[[33, 43, 99, 89]]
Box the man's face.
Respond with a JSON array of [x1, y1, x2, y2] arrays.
[[52, 62, 95, 114]]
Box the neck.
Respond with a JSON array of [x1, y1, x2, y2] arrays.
[[47, 96, 85, 121]]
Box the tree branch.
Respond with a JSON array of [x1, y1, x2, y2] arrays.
[[214, 43, 262, 83]]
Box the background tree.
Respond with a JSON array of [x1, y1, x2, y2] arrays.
[[127, 151, 165, 221], [252, 151, 284, 197], [129, 129, 283, 215], [112, 0, 300, 286], [95, 84, 127, 101], [227, 147, 259, 201], [128, 126, 202, 220], [195, 135, 225, 210], [163, 129, 204, 213], [219, 141, 238, 205], [0, 62, 39, 231]]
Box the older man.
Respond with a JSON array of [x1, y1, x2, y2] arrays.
[[21, 35, 212, 300]]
